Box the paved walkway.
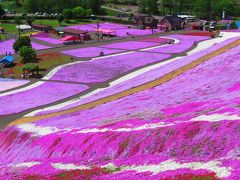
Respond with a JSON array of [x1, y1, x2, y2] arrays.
[[7, 40, 240, 126]]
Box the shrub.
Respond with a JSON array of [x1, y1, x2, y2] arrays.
[[23, 63, 38, 71], [13, 36, 32, 52], [19, 46, 36, 64]]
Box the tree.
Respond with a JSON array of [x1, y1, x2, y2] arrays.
[[85, 9, 93, 17], [19, 46, 36, 64], [73, 6, 86, 21], [88, 0, 101, 14], [0, 5, 5, 17], [15, 17, 23, 37], [13, 36, 32, 52], [62, 9, 73, 20], [14, 17, 22, 25], [26, 16, 35, 26], [24, 0, 37, 13], [14, 0, 22, 7], [57, 15, 64, 25]]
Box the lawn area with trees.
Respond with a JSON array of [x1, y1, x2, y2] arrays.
[[8, 52, 71, 78]]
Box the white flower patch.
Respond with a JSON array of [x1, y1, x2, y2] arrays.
[[120, 160, 231, 178], [12, 161, 41, 168], [52, 163, 91, 171], [76, 122, 174, 134], [0, 81, 44, 97], [191, 114, 240, 122], [17, 123, 71, 136], [51, 160, 232, 178]]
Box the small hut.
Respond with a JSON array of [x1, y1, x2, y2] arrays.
[[16, 25, 32, 32], [159, 16, 183, 31], [32, 24, 52, 33], [132, 14, 158, 29], [63, 28, 90, 40]]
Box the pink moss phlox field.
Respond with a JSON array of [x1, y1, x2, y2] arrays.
[[31, 32, 50, 38], [68, 22, 128, 31], [138, 37, 169, 43], [40, 37, 240, 114], [37, 40, 240, 126], [31, 42, 51, 50], [50, 52, 171, 83], [144, 34, 210, 54], [0, 39, 15, 55], [100, 41, 159, 50], [1, 37, 240, 178], [0, 39, 50, 55], [61, 47, 126, 58], [34, 37, 62, 45], [0, 78, 29, 92], [67, 22, 160, 37], [0, 82, 88, 116], [32, 32, 62, 44]]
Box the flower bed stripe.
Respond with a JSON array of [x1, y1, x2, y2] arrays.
[[0, 82, 89, 116], [49, 52, 170, 83]]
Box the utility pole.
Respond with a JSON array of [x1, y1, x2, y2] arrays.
[[97, 20, 100, 42]]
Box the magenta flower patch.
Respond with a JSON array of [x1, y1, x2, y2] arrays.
[[0, 40, 50, 55], [67, 22, 160, 37], [0, 82, 88, 116], [34, 37, 62, 45], [138, 37, 169, 43], [100, 41, 159, 50], [50, 52, 171, 83], [144, 35, 210, 54], [0, 78, 29, 92], [61, 47, 126, 58]]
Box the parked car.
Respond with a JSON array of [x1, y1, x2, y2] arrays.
[[209, 21, 216, 30]]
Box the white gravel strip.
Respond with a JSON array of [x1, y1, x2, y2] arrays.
[[0, 81, 44, 97]]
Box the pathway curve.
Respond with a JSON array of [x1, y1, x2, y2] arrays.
[[8, 39, 240, 126]]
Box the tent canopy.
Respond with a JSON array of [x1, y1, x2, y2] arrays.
[[61, 36, 80, 42], [0, 55, 15, 64], [16, 25, 32, 30], [95, 28, 116, 34]]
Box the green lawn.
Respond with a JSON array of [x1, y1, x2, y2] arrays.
[[33, 19, 97, 28], [0, 33, 8, 40], [10, 52, 71, 78], [102, 8, 119, 16], [0, 23, 18, 34], [0, 0, 14, 10], [0, 19, 98, 35]]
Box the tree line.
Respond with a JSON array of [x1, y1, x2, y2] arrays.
[[2, 0, 240, 20], [106, 0, 240, 20], [9, 0, 102, 14]]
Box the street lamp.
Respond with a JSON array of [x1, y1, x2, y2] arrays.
[[97, 20, 100, 42]]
